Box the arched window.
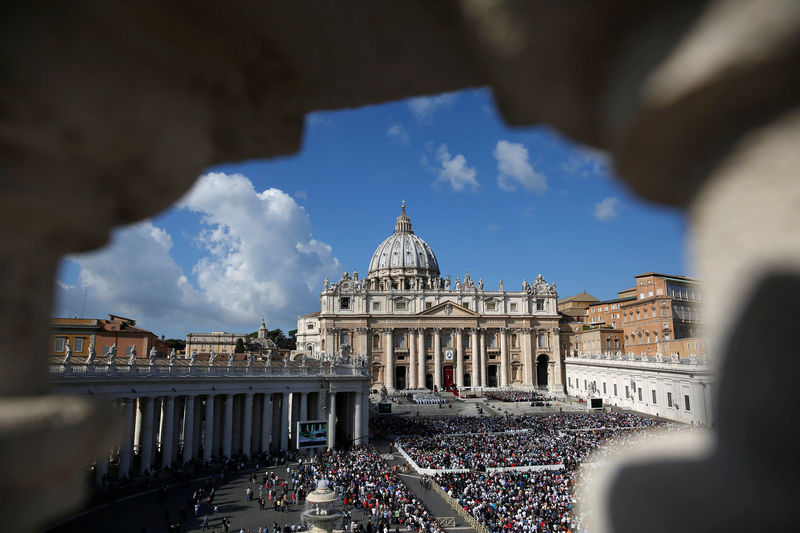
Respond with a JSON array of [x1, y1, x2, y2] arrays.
[[538, 333, 547, 348], [372, 334, 381, 349], [511, 334, 518, 348]]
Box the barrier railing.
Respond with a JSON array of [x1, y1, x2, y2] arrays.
[[431, 479, 490, 533], [49, 362, 369, 379]]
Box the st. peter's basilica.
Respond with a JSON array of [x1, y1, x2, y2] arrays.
[[296, 204, 562, 393]]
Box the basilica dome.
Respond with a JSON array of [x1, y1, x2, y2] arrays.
[[367, 204, 440, 280]]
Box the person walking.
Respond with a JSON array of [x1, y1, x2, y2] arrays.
[[202, 515, 209, 530]]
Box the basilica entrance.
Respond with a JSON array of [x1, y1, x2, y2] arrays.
[[536, 355, 549, 388], [395, 366, 407, 390], [487, 365, 498, 387], [443, 366, 454, 389], [425, 373, 433, 390]]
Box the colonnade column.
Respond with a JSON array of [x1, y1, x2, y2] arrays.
[[118, 398, 134, 477], [161, 396, 175, 468], [417, 329, 425, 387], [327, 391, 337, 450], [455, 328, 464, 388], [470, 328, 479, 388], [242, 392, 254, 458], [358, 327, 369, 358], [384, 329, 394, 391], [204, 395, 215, 461], [182, 395, 195, 464], [433, 328, 442, 391], [551, 327, 563, 389], [354, 391, 364, 446], [500, 328, 508, 387], [140, 397, 154, 472], [280, 392, 289, 451], [522, 328, 533, 386], [223, 394, 233, 458], [479, 329, 487, 387], [300, 392, 308, 423], [408, 329, 417, 389], [261, 393, 272, 452]]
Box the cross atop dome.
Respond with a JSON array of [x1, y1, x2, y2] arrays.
[[394, 201, 413, 234]]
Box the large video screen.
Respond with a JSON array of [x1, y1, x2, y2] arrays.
[[297, 420, 328, 449]]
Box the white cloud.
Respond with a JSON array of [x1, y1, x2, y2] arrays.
[[561, 146, 611, 178], [494, 141, 548, 194], [386, 123, 410, 145], [407, 92, 457, 123], [593, 197, 620, 222], [433, 144, 479, 192], [55, 173, 340, 337], [305, 112, 336, 130]]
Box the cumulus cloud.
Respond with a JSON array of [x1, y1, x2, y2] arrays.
[[55, 173, 340, 337], [386, 123, 410, 145], [433, 144, 479, 192], [593, 197, 620, 222], [407, 92, 457, 123], [494, 141, 548, 194], [561, 146, 611, 178]]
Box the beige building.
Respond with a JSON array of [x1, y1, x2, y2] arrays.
[[299, 205, 562, 393], [185, 319, 277, 358]]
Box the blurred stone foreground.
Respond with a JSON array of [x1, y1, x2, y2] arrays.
[[2, 1, 799, 531]]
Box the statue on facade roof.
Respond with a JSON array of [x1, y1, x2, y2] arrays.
[[246, 351, 254, 367], [478, 278, 484, 291], [208, 349, 217, 366], [189, 348, 197, 366], [128, 344, 137, 366], [498, 279, 504, 291], [169, 348, 177, 366], [228, 351, 235, 366], [523, 279, 528, 291], [108, 343, 117, 364], [86, 342, 96, 365], [62, 339, 72, 365], [323, 277, 329, 290], [445, 275, 451, 290], [455, 277, 461, 290], [149, 346, 158, 365]]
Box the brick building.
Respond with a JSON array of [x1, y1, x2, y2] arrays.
[[51, 314, 166, 360]]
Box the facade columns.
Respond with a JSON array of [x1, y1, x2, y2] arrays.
[[522, 328, 533, 386], [182, 395, 195, 464], [357, 327, 369, 358], [118, 398, 134, 477], [384, 329, 394, 390], [280, 392, 290, 451], [433, 328, 442, 390], [327, 391, 337, 450], [551, 328, 563, 389], [408, 329, 417, 389], [161, 396, 175, 468], [479, 329, 487, 387], [204, 395, 215, 461], [223, 394, 233, 458], [242, 392, 254, 458], [500, 328, 508, 387], [300, 392, 308, 423], [417, 329, 425, 387], [261, 392, 272, 452], [140, 396, 154, 472], [354, 391, 365, 445], [455, 328, 464, 388], [470, 328, 479, 388]]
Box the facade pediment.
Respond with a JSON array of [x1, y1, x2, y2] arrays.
[[417, 301, 481, 317]]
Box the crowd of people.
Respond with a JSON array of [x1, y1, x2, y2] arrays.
[[482, 391, 552, 403], [409, 393, 447, 405]]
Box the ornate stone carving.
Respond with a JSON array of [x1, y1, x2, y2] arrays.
[[149, 346, 158, 366], [127, 345, 137, 366], [208, 350, 217, 366]]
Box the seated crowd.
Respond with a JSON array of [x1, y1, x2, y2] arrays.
[[295, 446, 446, 533], [409, 393, 447, 405], [483, 390, 552, 403]]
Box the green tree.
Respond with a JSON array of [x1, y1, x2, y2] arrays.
[[165, 338, 186, 352], [235, 337, 246, 353]]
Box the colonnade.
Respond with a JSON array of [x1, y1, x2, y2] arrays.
[[92, 387, 369, 481], [361, 326, 561, 391]]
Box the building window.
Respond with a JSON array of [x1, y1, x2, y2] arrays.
[[395, 301, 406, 310], [444, 333, 453, 348], [372, 335, 380, 349], [602, 382, 607, 394], [625, 385, 630, 398], [613, 383, 618, 396], [341, 333, 350, 346], [396, 333, 406, 348], [510, 302, 518, 311], [667, 392, 673, 407], [511, 334, 518, 348], [536, 299, 544, 311], [684, 395, 691, 411], [307, 323, 314, 329], [340, 297, 350, 309], [464, 336, 470, 348], [487, 302, 497, 311], [537, 333, 547, 348], [425, 302, 432, 310], [584, 379, 587, 390], [652, 390, 657, 404], [638, 388, 643, 401], [425, 335, 432, 349], [568, 377, 572, 388], [74, 337, 85, 352], [373, 301, 381, 311], [54, 336, 67, 352], [486, 332, 496, 348]]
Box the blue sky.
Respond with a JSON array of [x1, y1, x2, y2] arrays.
[[54, 88, 688, 339]]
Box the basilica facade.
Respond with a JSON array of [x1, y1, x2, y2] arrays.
[[297, 205, 563, 393]]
